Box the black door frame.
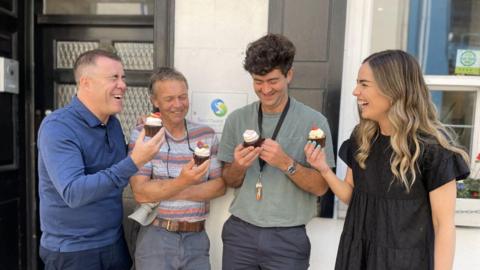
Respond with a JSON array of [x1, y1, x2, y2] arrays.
[[29, 1, 174, 269]]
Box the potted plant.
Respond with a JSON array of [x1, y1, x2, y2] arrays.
[[455, 153, 480, 227]]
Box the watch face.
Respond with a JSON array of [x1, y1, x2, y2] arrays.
[[287, 163, 296, 174]]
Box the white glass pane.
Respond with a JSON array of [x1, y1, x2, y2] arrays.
[[431, 90, 476, 152], [43, 0, 154, 15]]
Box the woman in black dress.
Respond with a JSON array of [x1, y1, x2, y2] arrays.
[[305, 50, 470, 270]]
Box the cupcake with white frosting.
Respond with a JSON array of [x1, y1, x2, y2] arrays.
[[193, 141, 210, 165], [308, 125, 326, 148], [144, 112, 162, 137], [242, 129, 264, 148]]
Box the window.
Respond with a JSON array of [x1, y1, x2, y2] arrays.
[[43, 0, 154, 15], [369, 0, 480, 159], [407, 0, 480, 76], [371, 0, 480, 76]]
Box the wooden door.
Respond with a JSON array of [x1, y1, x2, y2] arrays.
[[269, 0, 347, 217]]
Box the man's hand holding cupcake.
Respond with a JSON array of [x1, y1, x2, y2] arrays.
[[230, 130, 264, 172], [178, 158, 210, 186]]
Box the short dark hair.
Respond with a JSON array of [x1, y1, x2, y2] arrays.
[[243, 33, 296, 76], [149, 67, 189, 96], [73, 49, 122, 82]]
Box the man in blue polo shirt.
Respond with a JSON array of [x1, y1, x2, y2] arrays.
[[37, 49, 164, 270]]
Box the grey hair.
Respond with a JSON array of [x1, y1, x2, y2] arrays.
[[149, 67, 189, 96]]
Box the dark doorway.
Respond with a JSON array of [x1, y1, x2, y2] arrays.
[[0, 0, 34, 269], [33, 1, 173, 268]]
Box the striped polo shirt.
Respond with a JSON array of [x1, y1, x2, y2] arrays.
[[129, 120, 222, 222]]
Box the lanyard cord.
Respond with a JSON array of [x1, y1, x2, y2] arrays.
[[257, 97, 290, 172], [165, 119, 194, 178]]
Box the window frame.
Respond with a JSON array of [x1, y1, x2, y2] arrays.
[[425, 75, 480, 164]]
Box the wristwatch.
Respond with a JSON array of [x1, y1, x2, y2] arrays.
[[286, 160, 297, 175]]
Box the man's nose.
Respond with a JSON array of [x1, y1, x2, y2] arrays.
[[118, 78, 127, 90], [261, 84, 273, 94], [172, 98, 183, 107]]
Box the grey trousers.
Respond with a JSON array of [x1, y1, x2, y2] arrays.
[[222, 215, 310, 270], [135, 225, 210, 270]]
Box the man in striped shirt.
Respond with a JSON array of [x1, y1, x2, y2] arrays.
[[128, 67, 225, 270]]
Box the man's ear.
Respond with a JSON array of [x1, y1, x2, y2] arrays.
[[286, 69, 294, 84], [150, 95, 160, 110], [78, 75, 90, 90]]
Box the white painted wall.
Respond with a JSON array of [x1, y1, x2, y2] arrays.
[[335, 0, 374, 218], [174, 1, 268, 268], [174, 0, 375, 265]]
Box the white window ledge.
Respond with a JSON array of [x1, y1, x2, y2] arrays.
[[425, 75, 480, 89]]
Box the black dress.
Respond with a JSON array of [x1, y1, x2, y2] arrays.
[[335, 133, 469, 270]]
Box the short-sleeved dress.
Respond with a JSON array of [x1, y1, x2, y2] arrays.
[[336, 133, 469, 270]]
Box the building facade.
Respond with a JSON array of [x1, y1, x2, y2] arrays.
[[0, 0, 478, 269]]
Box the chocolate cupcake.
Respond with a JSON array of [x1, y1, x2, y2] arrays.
[[242, 129, 264, 148], [144, 112, 162, 137], [193, 141, 210, 166], [308, 126, 326, 148]]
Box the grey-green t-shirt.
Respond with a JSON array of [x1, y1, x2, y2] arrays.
[[218, 98, 335, 227]]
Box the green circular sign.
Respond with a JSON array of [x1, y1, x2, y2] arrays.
[[460, 51, 476, 66]]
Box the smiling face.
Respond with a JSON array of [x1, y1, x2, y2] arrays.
[[252, 68, 292, 113], [78, 56, 126, 123], [151, 79, 189, 129], [353, 63, 392, 127]]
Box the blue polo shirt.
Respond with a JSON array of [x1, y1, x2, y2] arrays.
[[37, 96, 138, 252]]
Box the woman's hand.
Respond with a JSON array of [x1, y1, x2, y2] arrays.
[[304, 142, 330, 174]]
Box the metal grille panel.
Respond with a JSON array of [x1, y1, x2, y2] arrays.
[[54, 84, 152, 142], [114, 42, 154, 70], [56, 41, 99, 69], [117, 87, 152, 142], [55, 84, 77, 108]]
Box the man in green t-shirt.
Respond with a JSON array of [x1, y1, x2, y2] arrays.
[[217, 34, 336, 269]]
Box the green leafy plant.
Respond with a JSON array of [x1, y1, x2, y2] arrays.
[[457, 153, 480, 199]]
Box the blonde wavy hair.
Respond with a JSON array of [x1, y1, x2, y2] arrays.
[[354, 50, 469, 192]]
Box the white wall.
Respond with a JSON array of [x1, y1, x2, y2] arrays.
[[174, 1, 268, 268], [335, 0, 374, 218]]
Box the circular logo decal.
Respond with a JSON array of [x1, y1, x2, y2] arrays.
[[460, 50, 476, 66], [210, 98, 228, 117]]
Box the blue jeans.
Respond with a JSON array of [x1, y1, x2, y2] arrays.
[[222, 215, 310, 270], [135, 225, 210, 270], [39, 237, 131, 270]]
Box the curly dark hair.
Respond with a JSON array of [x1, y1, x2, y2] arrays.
[[243, 33, 296, 76]]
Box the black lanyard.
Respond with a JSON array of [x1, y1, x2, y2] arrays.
[[257, 97, 290, 172], [164, 119, 194, 178]]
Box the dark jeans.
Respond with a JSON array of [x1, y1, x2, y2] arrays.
[[222, 215, 310, 270], [39, 237, 132, 270]]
